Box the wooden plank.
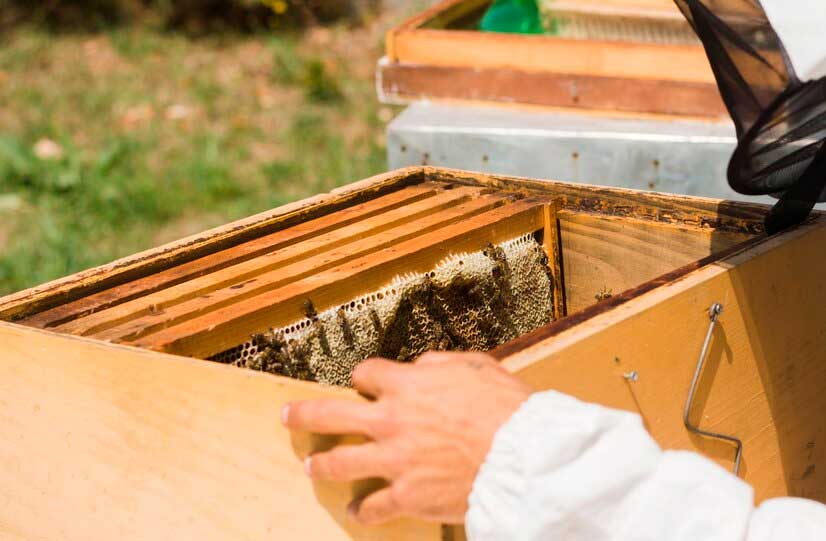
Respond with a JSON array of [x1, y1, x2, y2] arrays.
[[1, 166, 772, 326], [0, 167, 425, 321], [556, 211, 753, 312], [130, 201, 547, 358], [89, 194, 512, 345], [500, 218, 826, 503], [21, 184, 442, 330], [426, 166, 770, 234], [0, 322, 439, 541], [378, 62, 727, 117], [543, 0, 688, 19], [55, 186, 491, 337], [543, 202, 566, 318], [390, 29, 715, 83]]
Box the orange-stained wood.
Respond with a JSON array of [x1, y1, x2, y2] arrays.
[[87, 193, 513, 345], [0, 167, 425, 321], [390, 29, 716, 83], [129, 201, 548, 358], [22, 184, 442, 329], [543, 202, 566, 318], [377, 62, 728, 117], [54, 185, 492, 337]]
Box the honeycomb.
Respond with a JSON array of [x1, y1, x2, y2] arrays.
[[211, 233, 555, 386]]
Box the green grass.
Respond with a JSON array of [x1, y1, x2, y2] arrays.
[[0, 24, 394, 295]]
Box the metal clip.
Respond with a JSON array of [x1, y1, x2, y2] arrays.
[[683, 302, 743, 476]]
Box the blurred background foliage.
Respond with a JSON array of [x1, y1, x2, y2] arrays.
[[0, 0, 422, 295], [1, 0, 382, 32]]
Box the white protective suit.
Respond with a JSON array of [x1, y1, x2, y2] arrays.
[[466, 2, 826, 539], [466, 392, 826, 540]]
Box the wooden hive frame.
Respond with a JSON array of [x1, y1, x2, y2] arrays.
[[379, 0, 729, 117], [2, 166, 825, 540], [7, 184, 564, 361]]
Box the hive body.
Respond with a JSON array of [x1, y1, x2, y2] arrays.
[[2, 167, 825, 541]]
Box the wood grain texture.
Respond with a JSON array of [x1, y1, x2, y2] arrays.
[[426, 166, 769, 234], [389, 28, 715, 82], [1, 166, 770, 328], [0, 322, 439, 541], [557, 211, 752, 312], [88, 193, 512, 346], [501, 217, 826, 503], [378, 62, 727, 117], [543, 202, 566, 318], [386, 0, 714, 84], [22, 184, 442, 330], [130, 201, 546, 358], [54, 186, 491, 337], [0, 167, 424, 321]]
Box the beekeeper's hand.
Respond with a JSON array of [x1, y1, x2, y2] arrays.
[[280, 351, 532, 525]]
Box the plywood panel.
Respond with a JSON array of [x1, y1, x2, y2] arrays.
[[0, 323, 439, 541], [502, 218, 826, 503], [557, 211, 752, 311]]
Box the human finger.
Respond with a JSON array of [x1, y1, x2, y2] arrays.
[[307, 442, 397, 482], [282, 399, 377, 436], [351, 357, 407, 398], [347, 486, 403, 525]]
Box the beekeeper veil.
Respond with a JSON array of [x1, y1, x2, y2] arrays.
[[674, 0, 826, 234]]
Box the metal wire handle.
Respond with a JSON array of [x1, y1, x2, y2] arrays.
[[683, 302, 743, 476]]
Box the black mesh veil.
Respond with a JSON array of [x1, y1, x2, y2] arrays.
[[673, 0, 826, 234]]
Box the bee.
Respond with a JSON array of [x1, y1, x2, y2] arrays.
[[595, 286, 613, 301]]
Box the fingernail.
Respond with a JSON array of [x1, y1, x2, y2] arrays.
[[303, 455, 312, 476], [280, 404, 290, 426]]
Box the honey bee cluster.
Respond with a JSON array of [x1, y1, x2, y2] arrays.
[[212, 233, 555, 386]]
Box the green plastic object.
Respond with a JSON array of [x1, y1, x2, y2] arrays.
[[479, 0, 543, 34]]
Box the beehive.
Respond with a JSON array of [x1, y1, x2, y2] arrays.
[[379, 0, 726, 117], [2, 167, 825, 541]]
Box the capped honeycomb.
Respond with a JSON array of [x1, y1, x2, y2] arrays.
[[211, 233, 555, 386]]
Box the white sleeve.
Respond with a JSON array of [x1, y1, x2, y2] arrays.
[[465, 391, 826, 541]]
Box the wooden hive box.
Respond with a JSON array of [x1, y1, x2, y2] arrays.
[[379, 0, 728, 118], [2, 166, 825, 540]]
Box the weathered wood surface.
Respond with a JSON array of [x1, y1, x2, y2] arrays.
[[130, 201, 546, 358], [388, 27, 715, 83], [2, 167, 768, 329], [543, 201, 566, 318], [387, 0, 713, 81], [378, 62, 727, 117], [557, 211, 753, 312], [0, 168, 424, 321], [52, 185, 494, 338], [0, 322, 439, 541], [427, 166, 768, 234], [501, 217, 826, 503], [382, 0, 724, 115], [90, 193, 510, 345], [22, 183, 442, 329]]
